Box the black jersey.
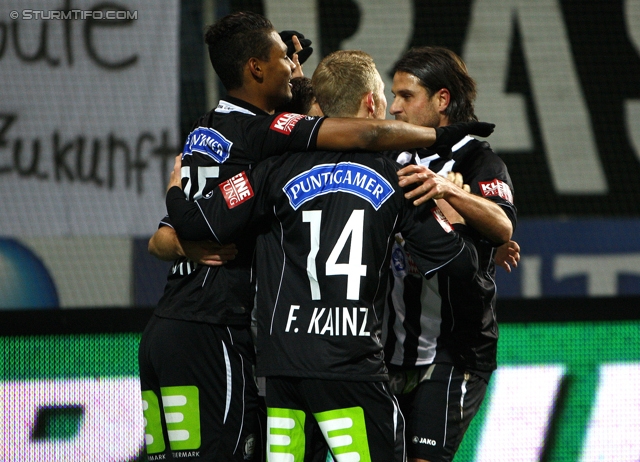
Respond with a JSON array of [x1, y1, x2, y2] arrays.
[[384, 137, 517, 373], [167, 150, 479, 382], [154, 96, 325, 326]]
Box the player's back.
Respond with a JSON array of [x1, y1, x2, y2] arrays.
[[248, 151, 473, 381]]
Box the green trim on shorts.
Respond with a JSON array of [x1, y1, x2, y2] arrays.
[[267, 407, 307, 458], [161, 385, 201, 450], [266, 406, 372, 461], [315, 407, 371, 462], [141, 390, 166, 454]]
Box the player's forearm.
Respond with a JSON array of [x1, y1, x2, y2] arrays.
[[166, 186, 218, 242], [316, 119, 437, 151], [148, 225, 183, 261], [442, 189, 512, 244], [317, 119, 494, 152]]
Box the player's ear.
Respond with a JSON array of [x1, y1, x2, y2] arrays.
[[364, 92, 375, 118], [247, 57, 264, 82], [437, 88, 451, 112]]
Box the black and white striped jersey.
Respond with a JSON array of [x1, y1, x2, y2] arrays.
[[154, 96, 325, 326], [383, 137, 517, 374], [167, 150, 479, 381]]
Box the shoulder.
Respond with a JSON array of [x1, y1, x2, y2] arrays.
[[186, 108, 259, 140], [456, 139, 501, 161], [454, 139, 509, 174]]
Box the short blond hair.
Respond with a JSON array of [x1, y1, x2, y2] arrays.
[[312, 50, 381, 118]]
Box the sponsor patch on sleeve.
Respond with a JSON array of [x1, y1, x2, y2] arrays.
[[218, 172, 254, 209], [431, 207, 454, 233], [478, 179, 513, 203], [270, 113, 306, 134], [182, 126, 232, 163]]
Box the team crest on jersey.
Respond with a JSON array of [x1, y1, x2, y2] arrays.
[[283, 162, 394, 210], [182, 126, 233, 163], [478, 179, 513, 203], [431, 206, 453, 233], [391, 244, 407, 275], [391, 242, 420, 277], [219, 171, 254, 209], [270, 112, 305, 134], [242, 433, 256, 459]]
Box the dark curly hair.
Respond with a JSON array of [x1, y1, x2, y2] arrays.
[[275, 77, 315, 114], [204, 11, 274, 91]]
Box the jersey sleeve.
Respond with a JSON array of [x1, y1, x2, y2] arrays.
[[166, 167, 270, 244], [158, 214, 173, 229], [397, 200, 479, 281], [243, 113, 325, 161], [465, 147, 517, 231]]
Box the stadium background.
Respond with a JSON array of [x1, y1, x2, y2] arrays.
[[1, 0, 639, 460]]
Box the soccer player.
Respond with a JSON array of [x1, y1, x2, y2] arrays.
[[139, 11, 492, 461], [383, 46, 518, 462], [164, 50, 486, 462]]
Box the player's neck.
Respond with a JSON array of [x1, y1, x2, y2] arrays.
[[227, 88, 275, 115], [438, 115, 450, 127]]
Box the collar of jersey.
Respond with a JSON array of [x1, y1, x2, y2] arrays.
[[215, 96, 268, 116], [451, 135, 473, 152], [416, 136, 475, 175]]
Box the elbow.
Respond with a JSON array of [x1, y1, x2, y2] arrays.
[[147, 238, 157, 257], [495, 220, 513, 245], [485, 216, 512, 245], [357, 123, 387, 150], [147, 234, 166, 259], [492, 230, 511, 246], [147, 236, 174, 262]]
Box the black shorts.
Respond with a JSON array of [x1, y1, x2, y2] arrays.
[[138, 315, 263, 461], [265, 377, 405, 462], [392, 364, 489, 462]]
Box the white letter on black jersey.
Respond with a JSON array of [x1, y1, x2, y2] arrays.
[[285, 305, 300, 332], [343, 308, 357, 336], [308, 308, 326, 334], [320, 309, 334, 336], [358, 307, 370, 336]]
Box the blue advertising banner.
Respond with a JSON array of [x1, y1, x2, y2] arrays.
[[497, 219, 640, 298]]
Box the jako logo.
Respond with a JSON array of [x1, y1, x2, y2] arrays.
[[413, 436, 437, 446]]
